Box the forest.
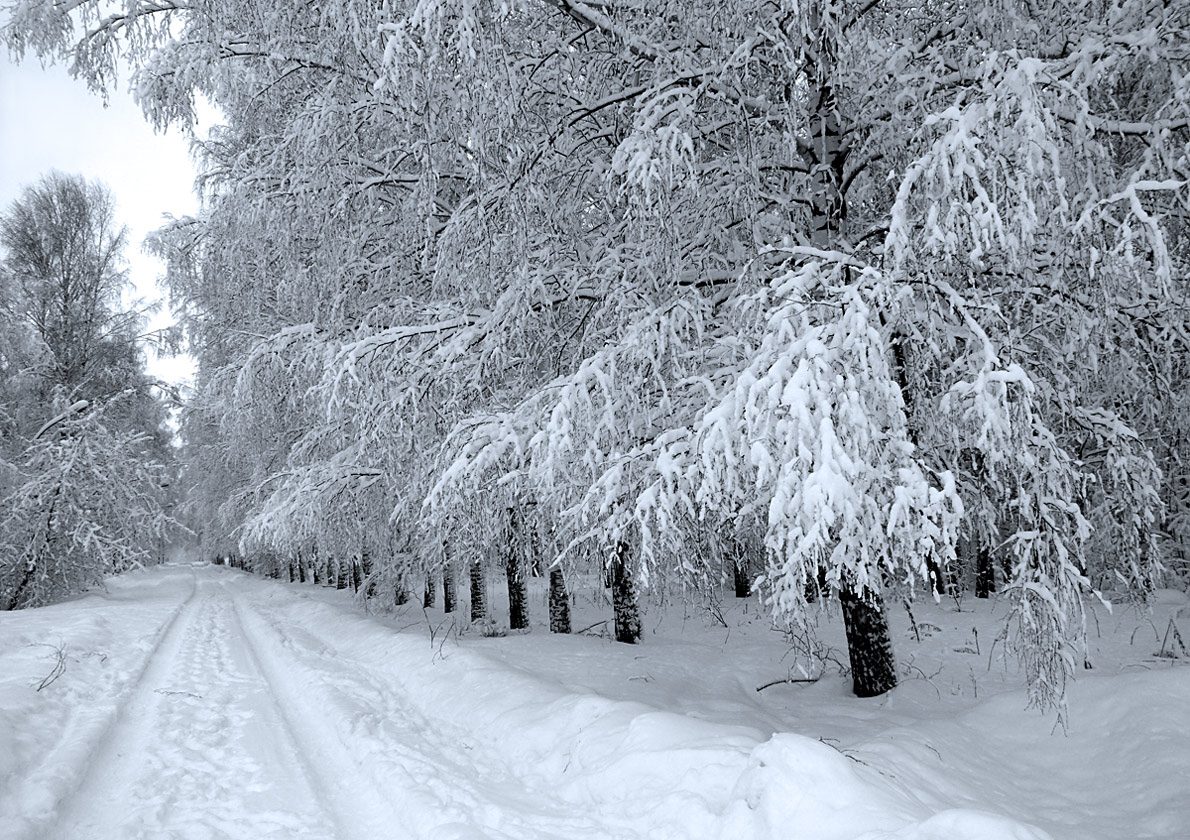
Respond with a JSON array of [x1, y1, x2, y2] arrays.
[[1, 0, 1188, 719]]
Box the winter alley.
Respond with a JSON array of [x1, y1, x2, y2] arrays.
[[4, 566, 655, 840], [3, 563, 1188, 840]]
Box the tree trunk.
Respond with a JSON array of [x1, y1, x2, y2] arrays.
[[423, 574, 437, 609], [733, 540, 752, 598], [297, 555, 307, 583], [611, 542, 642, 644], [443, 563, 457, 613], [504, 508, 529, 630], [974, 537, 994, 598], [351, 557, 362, 593], [838, 578, 898, 698], [395, 576, 409, 605], [335, 559, 348, 590], [361, 550, 376, 597], [5, 562, 37, 611], [926, 557, 948, 597], [287, 562, 295, 583], [549, 567, 571, 634], [469, 560, 487, 622]]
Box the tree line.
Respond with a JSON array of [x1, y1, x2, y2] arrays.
[[0, 172, 178, 609], [4, 0, 1187, 709]]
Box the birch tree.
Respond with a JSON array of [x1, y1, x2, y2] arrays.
[[11, 0, 1186, 705]]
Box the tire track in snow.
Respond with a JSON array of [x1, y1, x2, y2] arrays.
[[233, 586, 635, 840], [224, 585, 404, 839], [44, 573, 339, 839]]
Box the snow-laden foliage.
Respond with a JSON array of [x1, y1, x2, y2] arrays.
[[12, 0, 1188, 705], [0, 395, 177, 609], [0, 172, 180, 607]]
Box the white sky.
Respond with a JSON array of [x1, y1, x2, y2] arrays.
[[0, 54, 202, 387]]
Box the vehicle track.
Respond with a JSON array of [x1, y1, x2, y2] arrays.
[[3, 570, 199, 840], [232, 585, 630, 840], [37, 568, 646, 839], [45, 573, 340, 839]]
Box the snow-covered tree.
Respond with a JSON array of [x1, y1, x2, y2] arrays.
[[0, 395, 176, 609], [12, 0, 1186, 707], [0, 172, 179, 608]]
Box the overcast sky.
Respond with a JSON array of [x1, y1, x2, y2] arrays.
[[0, 54, 202, 386]]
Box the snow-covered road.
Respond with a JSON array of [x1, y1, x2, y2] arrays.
[[30, 568, 636, 840], [47, 572, 341, 838], [4, 563, 1185, 840]]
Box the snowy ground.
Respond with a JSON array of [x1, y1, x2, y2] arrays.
[[0, 564, 1186, 840]]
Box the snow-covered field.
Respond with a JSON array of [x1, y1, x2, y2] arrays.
[[0, 563, 1186, 840]]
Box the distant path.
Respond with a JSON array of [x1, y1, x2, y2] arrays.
[[43, 568, 635, 840]]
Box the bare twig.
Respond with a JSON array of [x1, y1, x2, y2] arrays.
[[575, 619, 610, 635], [1157, 619, 1187, 659], [31, 643, 67, 691], [756, 676, 820, 692], [154, 688, 203, 700]]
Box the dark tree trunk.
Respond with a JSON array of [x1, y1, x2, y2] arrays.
[[805, 565, 828, 603], [297, 555, 307, 583], [838, 578, 898, 698], [733, 541, 752, 598], [351, 557, 363, 593], [423, 574, 437, 609], [504, 508, 529, 630], [611, 542, 642, 644], [974, 538, 994, 598], [287, 562, 295, 583], [549, 567, 571, 634], [335, 559, 348, 590], [469, 560, 487, 622], [395, 576, 409, 605], [6, 563, 37, 611], [926, 557, 948, 596], [443, 563, 457, 614]]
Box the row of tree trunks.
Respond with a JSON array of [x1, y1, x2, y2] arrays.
[[245, 539, 597, 643]]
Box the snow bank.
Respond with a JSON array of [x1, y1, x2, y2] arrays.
[[250, 579, 1056, 839]]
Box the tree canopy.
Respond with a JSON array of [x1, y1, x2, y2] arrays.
[[7, 0, 1187, 708]]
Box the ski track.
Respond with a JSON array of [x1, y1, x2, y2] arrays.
[[37, 570, 647, 840]]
